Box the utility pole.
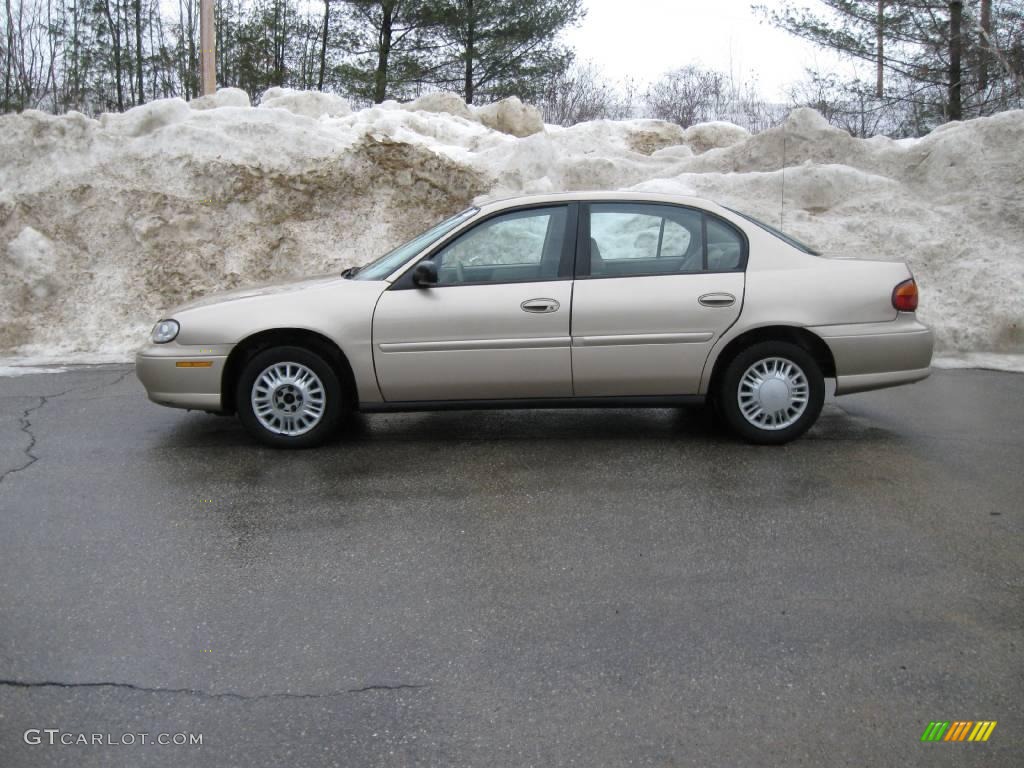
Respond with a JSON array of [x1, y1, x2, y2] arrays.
[[200, 0, 216, 96]]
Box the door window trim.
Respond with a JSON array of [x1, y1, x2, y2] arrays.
[[389, 203, 579, 290], [575, 201, 748, 279]]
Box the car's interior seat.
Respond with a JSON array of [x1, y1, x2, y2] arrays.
[[708, 242, 741, 270]]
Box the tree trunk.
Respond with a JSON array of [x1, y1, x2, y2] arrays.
[[135, 0, 144, 103], [4, 0, 13, 111], [70, 0, 80, 108], [318, 0, 330, 91], [274, 0, 285, 85], [149, 2, 157, 100], [373, 1, 394, 103], [103, 0, 125, 111], [120, 0, 136, 103], [185, 0, 198, 99], [948, 0, 962, 121], [464, 0, 474, 104], [876, 0, 884, 98], [979, 0, 992, 93]]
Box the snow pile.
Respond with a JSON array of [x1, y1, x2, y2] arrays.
[[1, 89, 1022, 368], [400, 91, 544, 136], [188, 87, 251, 111], [259, 86, 351, 119]]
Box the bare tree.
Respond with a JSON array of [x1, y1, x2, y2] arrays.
[[538, 61, 635, 125], [646, 66, 727, 128]]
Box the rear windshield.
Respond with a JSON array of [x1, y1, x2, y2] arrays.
[[726, 207, 821, 255]]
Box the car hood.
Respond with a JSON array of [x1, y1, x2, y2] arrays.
[[171, 274, 348, 313]]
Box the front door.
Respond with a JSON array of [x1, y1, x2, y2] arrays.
[[571, 202, 746, 396], [372, 205, 576, 402]]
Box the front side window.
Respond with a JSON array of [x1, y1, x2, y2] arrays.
[[352, 207, 478, 280], [427, 206, 568, 286], [588, 204, 704, 277]]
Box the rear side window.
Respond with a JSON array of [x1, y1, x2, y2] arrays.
[[588, 204, 704, 276], [582, 203, 746, 277], [707, 217, 744, 270], [725, 207, 820, 255]]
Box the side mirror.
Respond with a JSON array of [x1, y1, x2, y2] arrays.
[[412, 261, 438, 288]]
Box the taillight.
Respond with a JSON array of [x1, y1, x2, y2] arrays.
[[892, 278, 918, 312]]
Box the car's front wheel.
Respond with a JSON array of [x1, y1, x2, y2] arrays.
[[717, 341, 825, 445], [236, 345, 344, 448]]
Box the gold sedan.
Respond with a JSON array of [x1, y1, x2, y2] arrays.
[[137, 192, 933, 447]]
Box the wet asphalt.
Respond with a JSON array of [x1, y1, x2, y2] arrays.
[[0, 366, 1021, 768]]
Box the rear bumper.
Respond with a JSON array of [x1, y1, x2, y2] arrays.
[[811, 314, 934, 395], [135, 343, 231, 412]]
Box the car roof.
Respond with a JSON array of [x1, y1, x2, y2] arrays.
[[474, 190, 727, 214]]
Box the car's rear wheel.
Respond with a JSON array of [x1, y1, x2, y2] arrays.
[[236, 345, 344, 448], [717, 341, 824, 445]]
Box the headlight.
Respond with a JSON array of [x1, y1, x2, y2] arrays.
[[151, 319, 180, 344]]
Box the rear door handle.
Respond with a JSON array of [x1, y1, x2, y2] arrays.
[[521, 298, 560, 314], [698, 293, 736, 308]]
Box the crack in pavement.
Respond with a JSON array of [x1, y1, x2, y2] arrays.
[[0, 678, 428, 700], [0, 369, 134, 487]]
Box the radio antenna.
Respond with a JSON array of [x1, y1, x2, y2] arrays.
[[780, 120, 787, 229]]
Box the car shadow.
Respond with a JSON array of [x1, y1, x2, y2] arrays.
[[158, 399, 899, 451], [158, 404, 735, 450]]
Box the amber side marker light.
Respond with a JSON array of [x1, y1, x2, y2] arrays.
[[176, 361, 213, 368], [892, 278, 919, 312]]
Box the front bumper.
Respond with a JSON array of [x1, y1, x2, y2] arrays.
[[810, 314, 934, 395], [135, 343, 233, 412]]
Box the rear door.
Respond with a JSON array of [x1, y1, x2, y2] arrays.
[[571, 202, 746, 396], [372, 204, 576, 401]]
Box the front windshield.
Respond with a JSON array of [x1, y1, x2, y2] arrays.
[[351, 208, 479, 280], [725, 207, 821, 256]]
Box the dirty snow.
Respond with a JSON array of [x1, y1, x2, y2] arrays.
[[0, 88, 1021, 369], [0, 366, 68, 378]]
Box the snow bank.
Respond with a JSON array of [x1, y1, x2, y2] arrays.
[[259, 87, 351, 119], [0, 364, 68, 377], [1, 91, 1022, 368]]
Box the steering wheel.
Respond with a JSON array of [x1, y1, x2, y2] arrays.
[[455, 261, 465, 283]]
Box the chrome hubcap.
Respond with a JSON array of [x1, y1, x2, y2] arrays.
[[251, 362, 326, 437], [737, 357, 809, 431]]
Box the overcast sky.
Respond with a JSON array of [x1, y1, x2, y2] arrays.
[[565, 0, 848, 100]]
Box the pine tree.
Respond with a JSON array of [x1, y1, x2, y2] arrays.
[[337, 1, 443, 102], [431, 0, 584, 105], [760, 1, 1023, 128]]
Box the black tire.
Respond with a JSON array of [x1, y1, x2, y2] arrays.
[[717, 340, 825, 445], [236, 345, 345, 448]]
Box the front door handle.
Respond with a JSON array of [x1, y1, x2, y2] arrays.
[[521, 298, 560, 314], [698, 292, 736, 308]]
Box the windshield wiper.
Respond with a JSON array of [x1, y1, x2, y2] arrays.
[[341, 266, 361, 279]]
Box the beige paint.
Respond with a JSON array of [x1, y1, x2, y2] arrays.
[[571, 272, 744, 396], [373, 280, 574, 400]]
